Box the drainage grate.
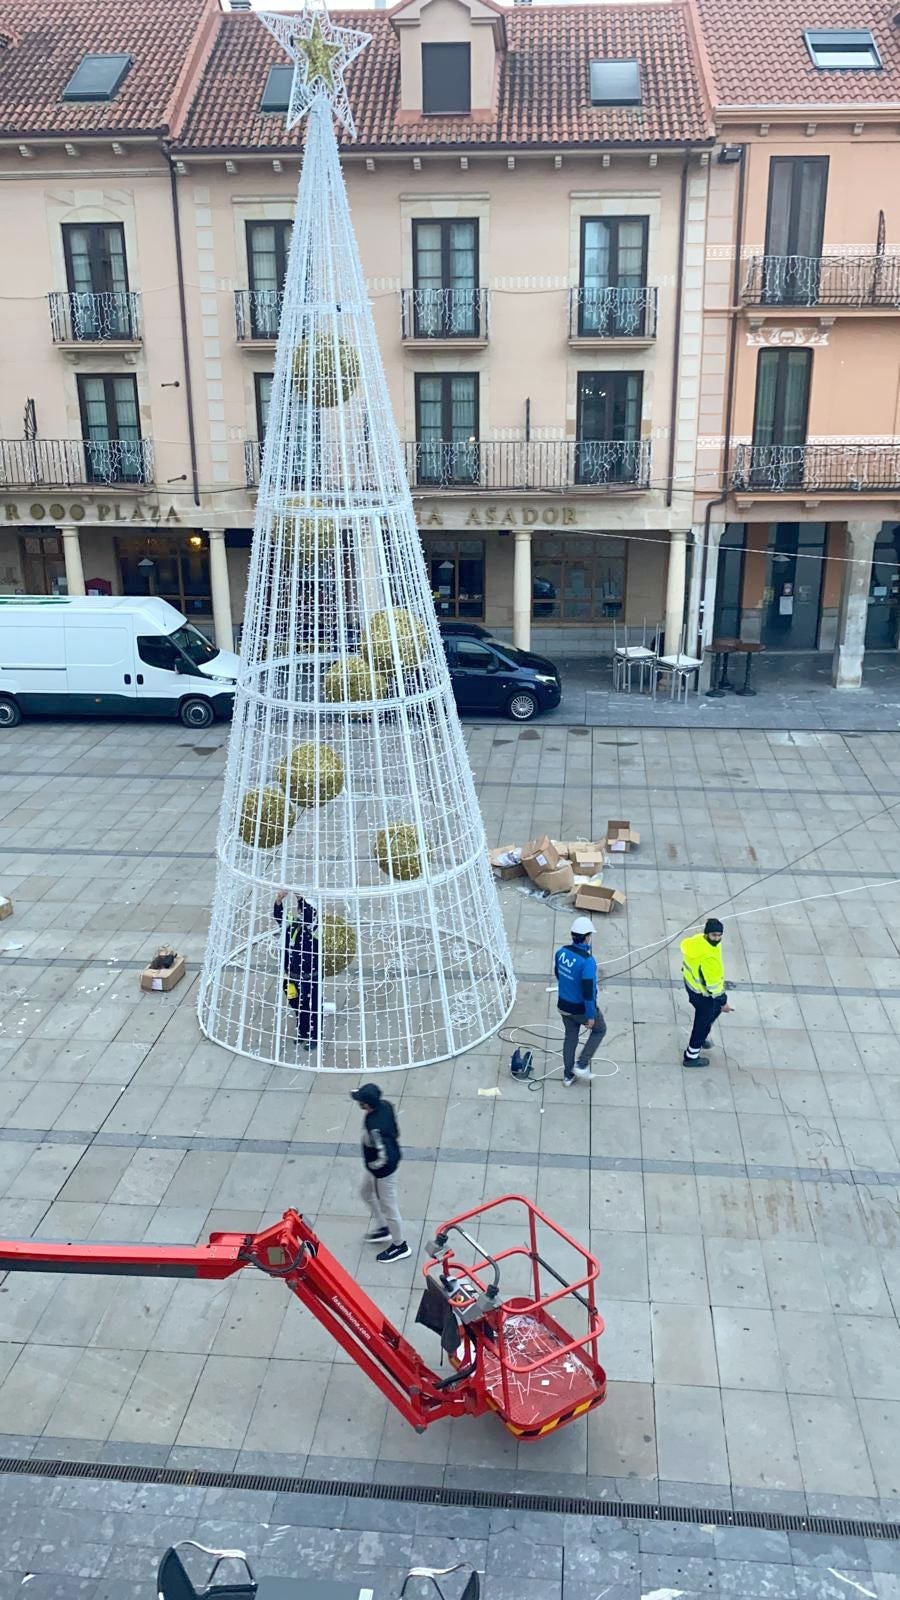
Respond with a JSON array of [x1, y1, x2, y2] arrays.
[[1, 1456, 898, 1542]]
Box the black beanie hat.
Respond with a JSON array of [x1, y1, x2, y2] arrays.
[[704, 918, 724, 935]]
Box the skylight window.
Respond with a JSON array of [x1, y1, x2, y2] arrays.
[[803, 28, 881, 69], [62, 53, 133, 102], [260, 64, 293, 113], [590, 59, 642, 107]]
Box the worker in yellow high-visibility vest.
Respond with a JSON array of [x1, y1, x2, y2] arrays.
[[680, 917, 732, 1068]]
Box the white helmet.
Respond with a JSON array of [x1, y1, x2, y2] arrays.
[[571, 916, 594, 937]]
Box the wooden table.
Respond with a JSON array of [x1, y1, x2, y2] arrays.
[[706, 638, 764, 698]]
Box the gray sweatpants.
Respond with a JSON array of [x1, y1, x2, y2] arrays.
[[360, 1169, 404, 1245]]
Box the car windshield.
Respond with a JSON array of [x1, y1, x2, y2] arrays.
[[170, 624, 219, 667]]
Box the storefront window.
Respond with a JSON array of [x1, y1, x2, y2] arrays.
[[118, 535, 212, 619], [532, 536, 626, 622], [20, 534, 67, 595], [427, 539, 484, 618]]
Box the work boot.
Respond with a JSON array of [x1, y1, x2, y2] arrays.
[[683, 1053, 710, 1068]]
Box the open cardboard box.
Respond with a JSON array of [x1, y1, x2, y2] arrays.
[[574, 882, 627, 914], [606, 820, 641, 852], [571, 846, 605, 874], [489, 845, 526, 882], [140, 953, 186, 993], [534, 861, 575, 893]]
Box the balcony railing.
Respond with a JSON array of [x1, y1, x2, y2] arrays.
[[732, 442, 900, 494], [235, 288, 284, 341], [400, 287, 489, 341], [245, 440, 262, 487], [404, 439, 651, 491], [0, 438, 154, 489], [743, 254, 900, 308], [569, 285, 658, 339], [48, 290, 141, 343]]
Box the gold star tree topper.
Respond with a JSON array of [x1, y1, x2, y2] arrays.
[[258, 1, 371, 139]]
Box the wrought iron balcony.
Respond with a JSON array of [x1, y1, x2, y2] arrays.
[[731, 442, 900, 494], [235, 288, 284, 341], [48, 290, 141, 343], [400, 287, 489, 341], [569, 285, 658, 339], [743, 254, 900, 308], [404, 439, 651, 491], [0, 437, 154, 489]]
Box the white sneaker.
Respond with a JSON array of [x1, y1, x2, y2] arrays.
[[573, 1067, 595, 1082]]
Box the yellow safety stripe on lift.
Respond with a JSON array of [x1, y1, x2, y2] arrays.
[[501, 1394, 600, 1439]]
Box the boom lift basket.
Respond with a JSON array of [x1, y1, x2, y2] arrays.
[[420, 1194, 606, 1439]]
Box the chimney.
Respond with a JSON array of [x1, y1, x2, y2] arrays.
[[229, 0, 252, 10]]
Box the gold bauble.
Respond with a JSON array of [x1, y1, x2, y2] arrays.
[[239, 785, 295, 849], [277, 742, 344, 807], [323, 654, 390, 705], [320, 912, 357, 977], [292, 335, 360, 408], [269, 498, 338, 564], [362, 608, 428, 672], [374, 822, 426, 882]]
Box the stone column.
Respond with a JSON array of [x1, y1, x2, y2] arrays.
[[60, 526, 85, 597], [208, 529, 233, 651], [832, 520, 879, 689], [698, 521, 724, 691], [512, 528, 532, 652], [663, 528, 689, 655]]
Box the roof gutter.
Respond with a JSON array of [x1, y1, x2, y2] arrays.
[[164, 146, 201, 508]]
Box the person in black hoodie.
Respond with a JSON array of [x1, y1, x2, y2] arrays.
[[274, 890, 319, 1051], [350, 1083, 409, 1262]]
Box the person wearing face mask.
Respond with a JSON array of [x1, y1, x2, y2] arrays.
[[680, 917, 733, 1068]]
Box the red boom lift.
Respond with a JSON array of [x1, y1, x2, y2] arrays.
[[0, 1194, 606, 1441]]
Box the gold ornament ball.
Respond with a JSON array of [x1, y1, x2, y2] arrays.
[[277, 742, 344, 807], [323, 654, 390, 705], [292, 335, 360, 408], [239, 785, 296, 850], [269, 498, 338, 564], [320, 912, 357, 977], [362, 608, 428, 672], [374, 822, 427, 881]]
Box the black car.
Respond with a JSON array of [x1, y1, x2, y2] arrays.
[[441, 632, 562, 721]]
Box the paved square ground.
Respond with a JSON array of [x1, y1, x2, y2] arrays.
[[1, 717, 900, 1519]]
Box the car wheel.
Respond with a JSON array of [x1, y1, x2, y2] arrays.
[[179, 697, 215, 729], [0, 695, 22, 728], [506, 689, 539, 722]]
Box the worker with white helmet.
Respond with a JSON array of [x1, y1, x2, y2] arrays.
[[554, 915, 606, 1086]]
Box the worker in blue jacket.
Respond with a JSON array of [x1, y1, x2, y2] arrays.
[[554, 915, 606, 1086], [274, 890, 319, 1051]]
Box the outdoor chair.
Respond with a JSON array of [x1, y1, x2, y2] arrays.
[[611, 617, 659, 693], [399, 1564, 480, 1600], [654, 625, 703, 702], [157, 1542, 257, 1600]]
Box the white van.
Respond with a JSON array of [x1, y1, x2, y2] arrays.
[[0, 595, 240, 730]]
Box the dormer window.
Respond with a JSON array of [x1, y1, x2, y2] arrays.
[[62, 53, 132, 102], [422, 41, 471, 113]]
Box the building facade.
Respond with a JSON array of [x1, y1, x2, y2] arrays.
[[691, 0, 900, 687], [0, 0, 713, 660]]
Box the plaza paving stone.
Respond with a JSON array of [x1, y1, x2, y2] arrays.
[[0, 716, 899, 1537]]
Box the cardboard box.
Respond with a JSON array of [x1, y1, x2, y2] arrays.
[[489, 845, 526, 882], [140, 953, 186, 993], [0, 897, 12, 921], [534, 861, 575, 894], [606, 820, 641, 852], [555, 839, 592, 859], [571, 847, 605, 874], [521, 835, 561, 882], [574, 883, 627, 914]]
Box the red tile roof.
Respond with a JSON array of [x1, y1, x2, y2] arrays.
[[693, 0, 900, 107], [0, 0, 216, 138], [176, 2, 713, 153]]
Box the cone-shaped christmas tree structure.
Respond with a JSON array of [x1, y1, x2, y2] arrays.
[[198, 1, 515, 1073]]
